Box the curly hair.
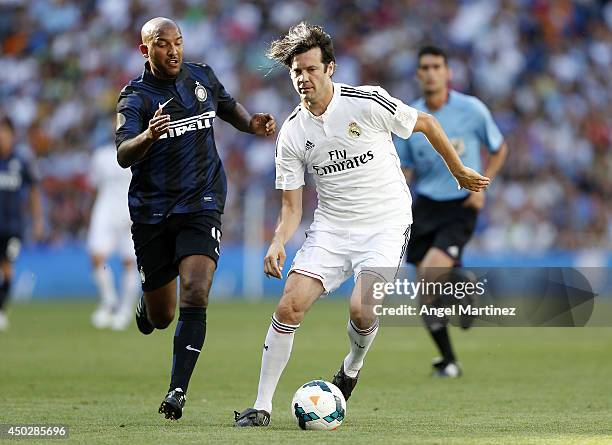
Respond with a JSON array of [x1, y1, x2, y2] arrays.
[[266, 22, 335, 69]]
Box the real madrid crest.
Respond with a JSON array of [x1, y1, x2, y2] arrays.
[[194, 81, 207, 102], [348, 121, 361, 138]]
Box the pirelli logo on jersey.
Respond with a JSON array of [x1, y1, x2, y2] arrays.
[[312, 148, 374, 176], [159, 110, 216, 139]]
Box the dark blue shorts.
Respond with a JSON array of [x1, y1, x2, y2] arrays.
[[131, 211, 222, 292]]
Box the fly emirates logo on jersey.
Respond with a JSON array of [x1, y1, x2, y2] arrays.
[[159, 110, 216, 139], [312, 149, 374, 176]]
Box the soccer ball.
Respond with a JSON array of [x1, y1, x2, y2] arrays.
[[291, 380, 347, 430]]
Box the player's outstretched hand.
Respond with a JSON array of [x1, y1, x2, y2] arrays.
[[453, 166, 490, 192], [250, 113, 276, 137], [147, 104, 171, 140], [264, 241, 285, 279]]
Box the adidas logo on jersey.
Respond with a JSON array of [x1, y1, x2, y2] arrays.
[[159, 110, 216, 139], [305, 140, 315, 150]]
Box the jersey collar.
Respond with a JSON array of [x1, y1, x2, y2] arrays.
[[301, 82, 340, 121], [423, 90, 453, 113], [142, 61, 187, 86]]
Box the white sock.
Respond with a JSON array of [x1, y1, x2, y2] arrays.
[[343, 318, 379, 378], [93, 265, 118, 309], [118, 268, 138, 314], [253, 314, 299, 413]]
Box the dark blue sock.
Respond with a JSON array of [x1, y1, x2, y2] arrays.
[[170, 307, 206, 393], [0, 278, 10, 311], [429, 325, 456, 364]]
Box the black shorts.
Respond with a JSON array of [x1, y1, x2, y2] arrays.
[[405, 195, 478, 265], [0, 235, 21, 262], [131, 211, 222, 292]]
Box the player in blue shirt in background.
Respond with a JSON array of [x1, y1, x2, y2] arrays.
[[0, 116, 44, 331], [116, 17, 276, 420], [398, 46, 508, 377]]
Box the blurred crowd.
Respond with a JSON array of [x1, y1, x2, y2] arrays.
[[0, 0, 610, 252]]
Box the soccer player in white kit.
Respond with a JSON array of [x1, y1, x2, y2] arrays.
[[234, 23, 490, 427], [87, 143, 138, 330]]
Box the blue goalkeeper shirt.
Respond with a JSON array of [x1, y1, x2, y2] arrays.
[[397, 90, 503, 201]]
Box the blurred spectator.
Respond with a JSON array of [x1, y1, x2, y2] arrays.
[[0, 0, 609, 251]]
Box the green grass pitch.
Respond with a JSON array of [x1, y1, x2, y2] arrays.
[[1, 300, 611, 444]]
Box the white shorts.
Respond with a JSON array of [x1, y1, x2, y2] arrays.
[[87, 200, 135, 260], [289, 222, 411, 293]]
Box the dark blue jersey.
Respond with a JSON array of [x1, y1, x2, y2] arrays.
[[0, 151, 39, 236], [116, 62, 237, 224]]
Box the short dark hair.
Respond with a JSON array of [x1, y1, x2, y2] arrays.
[[267, 22, 335, 69], [0, 115, 15, 133], [418, 45, 448, 65]]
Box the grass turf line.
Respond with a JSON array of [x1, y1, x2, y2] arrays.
[[0, 300, 611, 444]]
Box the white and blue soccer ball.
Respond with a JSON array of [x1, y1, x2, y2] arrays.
[[291, 380, 347, 430]]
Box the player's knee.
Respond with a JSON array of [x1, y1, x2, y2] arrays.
[[180, 275, 210, 307], [1, 263, 13, 281], [275, 298, 305, 326], [149, 308, 175, 329], [349, 306, 377, 331]]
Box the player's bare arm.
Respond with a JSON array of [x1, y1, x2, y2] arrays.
[[484, 142, 508, 181], [264, 188, 303, 279], [413, 112, 490, 192], [218, 102, 276, 136], [29, 184, 44, 241], [463, 141, 508, 210], [117, 105, 170, 168], [401, 167, 414, 184]]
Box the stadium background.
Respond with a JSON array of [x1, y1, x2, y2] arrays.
[[1, 0, 610, 299], [2, 2, 612, 444]]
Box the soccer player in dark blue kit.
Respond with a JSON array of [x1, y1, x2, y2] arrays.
[[116, 17, 276, 420], [398, 46, 507, 377], [0, 116, 44, 331]]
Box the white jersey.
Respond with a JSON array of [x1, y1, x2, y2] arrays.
[[90, 144, 132, 217], [87, 144, 133, 258], [275, 82, 418, 228]]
